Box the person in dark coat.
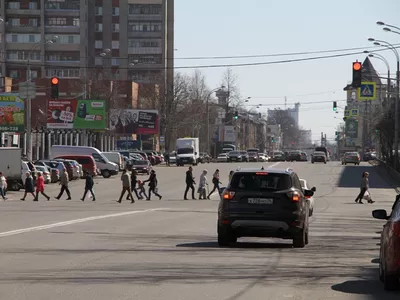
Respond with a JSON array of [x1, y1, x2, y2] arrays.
[[20, 171, 35, 201], [127, 170, 141, 200], [143, 170, 162, 200], [81, 171, 96, 201], [184, 166, 196, 200]]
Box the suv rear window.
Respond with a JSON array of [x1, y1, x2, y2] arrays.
[[230, 172, 291, 190]]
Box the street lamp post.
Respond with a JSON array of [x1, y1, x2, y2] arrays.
[[368, 37, 400, 169], [363, 51, 391, 98], [25, 35, 58, 161]]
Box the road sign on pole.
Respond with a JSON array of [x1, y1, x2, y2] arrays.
[[160, 136, 165, 144], [358, 82, 376, 100], [18, 82, 36, 99]]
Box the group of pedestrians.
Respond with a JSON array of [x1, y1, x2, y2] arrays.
[[184, 167, 222, 200]]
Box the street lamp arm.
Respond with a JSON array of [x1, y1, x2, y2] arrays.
[[374, 40, 400, 61], [385, 24, 400, 32], [369, 54, 390, 72]]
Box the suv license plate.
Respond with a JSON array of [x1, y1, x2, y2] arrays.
[[248, 198, 273, 204]]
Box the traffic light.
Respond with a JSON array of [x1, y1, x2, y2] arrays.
[[234, 111, 238, 120], [271, 136, 275, 143], [333, 101, 337, 111], [50, 77, 59, 99], [352, 61, 362, 88]]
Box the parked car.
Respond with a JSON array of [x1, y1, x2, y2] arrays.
[[53, 155, 97, 177], [199, 152, 211, 163], [258, 153, 267, 162], [239, 151, 249, 162], [34, 165, 51, 184], [311, 151, 327, 164], [228, 151, 243, 162], [131, 160, 152, 175], [169, 151, 177, 164], [300, 152, 308, 161], [372, 196, 400, 290], [35, 160, 66, 180], [248, 152, 258, 162], [217, 153, 228, 162]]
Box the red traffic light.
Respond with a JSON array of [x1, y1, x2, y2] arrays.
[[353, 62, 362, 71], [51, 77, 59, 85]]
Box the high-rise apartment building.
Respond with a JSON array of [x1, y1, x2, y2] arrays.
[[0, 0, 174, 95]]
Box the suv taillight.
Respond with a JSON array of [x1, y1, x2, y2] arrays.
[[287, 191, 300, 202], [222, 190, 235, 200]]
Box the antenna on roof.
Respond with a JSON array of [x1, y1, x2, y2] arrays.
[[261, 166, 264, 170]]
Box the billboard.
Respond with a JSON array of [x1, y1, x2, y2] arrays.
[[345, 119, 358, 138], [47, 99, 106, 130], [0, 94, 25, 132], [109, 109, 159, 135]]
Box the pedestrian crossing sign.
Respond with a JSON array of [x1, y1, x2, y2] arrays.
[[358, 82, 376, 100]]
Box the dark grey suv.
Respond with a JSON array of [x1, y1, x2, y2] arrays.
[[217, 167, 314, 248]]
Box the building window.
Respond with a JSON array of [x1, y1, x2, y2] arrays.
[[45, 1, 80, 10], [29, 35, 35, 43], [29, 2, 38, 9], [112, 7, 120, 16], [128, 39, 161, 48], [95, 40, 103, 49], [45, 69, 80, 78], [7, 2, 20, 9], [128, 4, 162, 15], [28, 19, 38, 26], [72, 18, 80, 26], [6, 51, 40, 61], [95, 57, 102, 66], [95, 23, 103, 32], [30, 71, 38, 79], [129, 21, 162, 32], [9, 70, 19, 79], [95, 6, 103, 16], [111, 58, 120, 66], [9, 18, 20, 26], [46, 34, 80, 44], [11, 35, 18, 42], [46, 53, 80, 62], [129, 55, 162, 64], [112, 41, 119, 49], [45, 17, 67, 26], [112, 24, 119, 32]]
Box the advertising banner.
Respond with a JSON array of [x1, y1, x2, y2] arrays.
[[345, 119, 358, 138], [109, 109, 159, 135], [223, 125, 236, 142], [0, 94, 25, 132], [47, 99, 106, 129]]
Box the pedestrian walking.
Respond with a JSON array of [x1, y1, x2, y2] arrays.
[[0, 172, 7, 200], [164, 151, 170, 166], [118, 169, 135, 203], [55, 168, 71, 200], [20, 171, 35, 201], [81, 171, 95, 201], [355, 171, 374, 204], [34, 172, 50, 201], [229, 170, 234, 182], [127, 170, 141, 200], [144, 170, 162, 200], [137, 179, 148, 199], [184, 166, 196, 200], [207, 169, 221, 199], [198, 169, 208, 200]]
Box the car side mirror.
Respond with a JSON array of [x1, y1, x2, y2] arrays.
[[311, 187, 316, 192], [304, 190, 314, 197], [219, 187, 226, 195], [195, 152, 198, 155], [372, 209, 389, 220]]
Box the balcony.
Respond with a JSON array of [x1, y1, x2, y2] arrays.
[[45, 10, 80, 17], [128, 47, 162, 55], [45, 26, 80, 34], [128, 14, 162, 22], [6, 25, 41, 33], [6, 8, 40, 16], [45, 43, 81, 52], [45, 60, 80, 68], [128, 31, 162, 39]]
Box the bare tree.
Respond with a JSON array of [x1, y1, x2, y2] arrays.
[[220, 68, 242, 108], [267, 109, 300, 147]]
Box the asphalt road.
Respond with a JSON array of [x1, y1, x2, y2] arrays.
[[0, 160, 399, 299]]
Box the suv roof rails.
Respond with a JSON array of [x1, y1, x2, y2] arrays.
[[286, 168, 294, 173]]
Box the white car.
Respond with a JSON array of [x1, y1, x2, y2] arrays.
[[217, 153, 228, 162], [258, 153, 267, 162], [35, 165, 51, 184], [300, 179, 316, 216]]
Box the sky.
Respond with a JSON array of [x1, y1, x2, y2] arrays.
[[173, 0, 400, 144]]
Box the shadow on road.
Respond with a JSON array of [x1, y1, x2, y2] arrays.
[[337, 165, 394, 189], [176, 241, 292, 249]]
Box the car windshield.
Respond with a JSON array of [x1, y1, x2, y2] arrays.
[[177, 148, 194, 155], [133, 160, 148, 165], [248, 152, 257, 156], [230, 172, 291, 190], [218, 154, 226, 157]]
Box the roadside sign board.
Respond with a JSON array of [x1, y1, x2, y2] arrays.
[[160, 136, 165, 144], [358, 82, 376, 100]]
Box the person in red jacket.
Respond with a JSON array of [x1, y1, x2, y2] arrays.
[[34, 172, 50, 202]]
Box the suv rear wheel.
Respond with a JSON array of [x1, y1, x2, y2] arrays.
[[293, 221, 308, 248], [217, 225, 237, 246]]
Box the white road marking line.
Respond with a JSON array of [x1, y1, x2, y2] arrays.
[[0, 208, 168, 238], [268, 162, 281, 168]]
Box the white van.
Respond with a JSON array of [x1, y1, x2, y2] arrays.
[[51, 145, 119, 178], [103, 152, 124, 171]]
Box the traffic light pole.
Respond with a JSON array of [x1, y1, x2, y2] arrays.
[[394, 60, 400, 170], [25, 62, 32, 161]]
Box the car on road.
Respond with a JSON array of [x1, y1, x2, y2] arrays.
[[34, 165, 51, 184], [288, 151, 302, 162], [341, 152, 360, 165], [311, 151, 327, 164], [270, 151, 286, 162], [299, 179, 316, 216], [248, 152, 258, 162], [300, 152, 308, 161], [239, 151, 249, 162], [258, 153, 268, 162], [199, 152, 211, 163], [217, 167, 314, 248], [227, 151, 243, 162], [372, 198, 400, 290], [217, 153, 228, 162], [130, 160, 152, 175]]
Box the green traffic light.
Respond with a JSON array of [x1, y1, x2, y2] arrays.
[[333, 107, 337, 111]]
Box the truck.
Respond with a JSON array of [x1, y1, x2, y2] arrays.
[[0, 147, 25, 191], [175, 138, 200, 166]]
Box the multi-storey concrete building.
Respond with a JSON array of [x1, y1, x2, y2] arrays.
[[0, 0, 174, 157]]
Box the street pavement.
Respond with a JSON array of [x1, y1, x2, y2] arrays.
[[0, 160, 399, 299]]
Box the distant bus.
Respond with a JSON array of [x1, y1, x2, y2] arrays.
[[315, 147, 330, 161]]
